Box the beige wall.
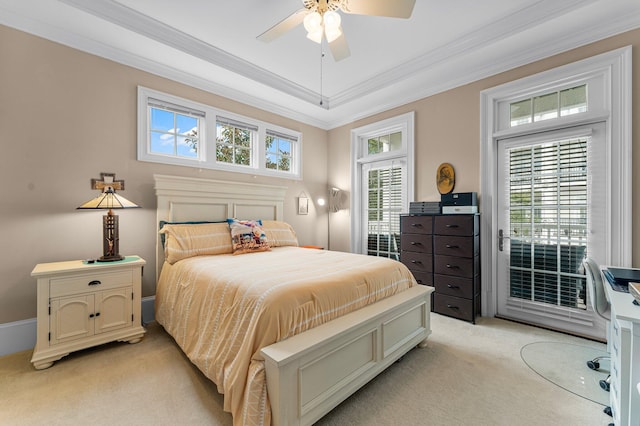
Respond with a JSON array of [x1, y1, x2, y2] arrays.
[[327, 29, 640, 263], [0, 25, 328, 324]]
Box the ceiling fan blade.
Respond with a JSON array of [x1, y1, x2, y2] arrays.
[[328, 29, 350, 62], [257, 8, 308, 43], [341, 0, 416, 18]]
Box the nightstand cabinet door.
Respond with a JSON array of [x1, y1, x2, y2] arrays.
[[50, 295, 94, 344], [95, 288, 133, 335], [31, 256, 146, 370]]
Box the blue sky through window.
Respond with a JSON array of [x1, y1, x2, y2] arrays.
[[150, 107, 199, 158]]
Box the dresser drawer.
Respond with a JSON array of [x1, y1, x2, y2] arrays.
[[410, 271, 433, 286], [401, 252, 432, 273], [434, 235, 478, 257], [434, 255, 477, 278], [434, 294, 474, 321], [434, 215, 477, 236], [401, 215, 432, 235], [401, 234, 432, 253], [50, 270, 134, 297], [434, 274, 474, 299]]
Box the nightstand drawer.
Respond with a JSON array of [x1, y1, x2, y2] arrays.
[[401, 216, 432, 234], [50, 270, 134, 297], [401, 234, 432, 253]]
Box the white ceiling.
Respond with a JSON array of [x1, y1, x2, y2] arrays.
[[1, 0, 639, 129]]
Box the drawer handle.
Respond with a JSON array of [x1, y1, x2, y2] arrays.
[[89, 312, 101, 318], [411, 260, 422, 264], [445, 264, 459, 269], [416, 279, 423, 284], [445, 245, 459, 249], [445, 224, 459, 228], [446, 304, 459, 310], [88, 280, 102, 286], [410, 242, 421, 246], [410, 223, 422, 227], [447, 284, 460, 289]]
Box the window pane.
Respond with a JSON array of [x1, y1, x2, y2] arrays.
[[216, 123, 253, 166], [177, 114, 197, 136], [390, 132, 402, 151], [560, 85, 587, 116], [177, 135, 197, 158], [150, 131, 174, 155], [368, 137, 379, 155], [510, 99, 532, 126], [150, 108, 174, 132], [533, 92, 558, 122]]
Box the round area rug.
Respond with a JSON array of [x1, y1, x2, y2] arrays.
[[521, 341, 609, 405]]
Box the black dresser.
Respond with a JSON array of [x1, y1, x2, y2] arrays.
[[400, 214, 480, 323]]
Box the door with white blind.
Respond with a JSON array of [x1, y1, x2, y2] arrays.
[[496, 123, 607, 337], [362, 161, 406, 260]]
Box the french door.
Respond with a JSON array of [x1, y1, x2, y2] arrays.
[[496, 123, 607, 338]]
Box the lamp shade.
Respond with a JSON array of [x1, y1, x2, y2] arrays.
[[77, 188, 139, 210]]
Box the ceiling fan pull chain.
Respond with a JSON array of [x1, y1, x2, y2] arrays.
[[319, 44, 325, 106]]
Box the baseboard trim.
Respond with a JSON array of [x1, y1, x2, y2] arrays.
[[0, 296, 156, 357], [0, 318, 36, 357], [141, 296, 155, 325]]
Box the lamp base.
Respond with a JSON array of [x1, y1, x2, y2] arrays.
[[97, 254, 124, 262]]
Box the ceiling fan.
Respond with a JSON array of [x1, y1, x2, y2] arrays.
[[257, 0, 416, 62]]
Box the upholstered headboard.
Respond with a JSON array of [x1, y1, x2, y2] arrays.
[[154, 174, 287, 279]]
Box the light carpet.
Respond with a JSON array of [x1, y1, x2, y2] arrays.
[[0, 314, 613, 425]]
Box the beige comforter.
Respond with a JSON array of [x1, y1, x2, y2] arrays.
[[155, 247, 417, 425]]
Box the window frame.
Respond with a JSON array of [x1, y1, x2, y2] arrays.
[[137, 86, 302, 180], [350, 112, 415, 254]]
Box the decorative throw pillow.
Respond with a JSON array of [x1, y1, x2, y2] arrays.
[[261, 220, 299, 247], [160, 222, 233, 264], [227, 219, 271, 255]]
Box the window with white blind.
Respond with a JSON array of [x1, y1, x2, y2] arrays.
[[365, 163, 404, 260], [137, 86, 302, 179], [351, 112, 414, 256]]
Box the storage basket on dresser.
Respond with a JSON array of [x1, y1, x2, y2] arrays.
[[400, 214, 480, 323]]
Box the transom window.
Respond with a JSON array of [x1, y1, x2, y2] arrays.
[[216, 117, 256, 167], [137, 87, 302, 179], [510, 84, 587, 127], [148, 99, 203, 160], [367, 131, 402, 155], [266, 131, 293, 172]]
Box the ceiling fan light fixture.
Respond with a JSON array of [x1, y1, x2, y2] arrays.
[[307, 29, 323, 43], [323, 10, 341, 30], [303, 11, 322, 33], [324, 26, 342, 43]]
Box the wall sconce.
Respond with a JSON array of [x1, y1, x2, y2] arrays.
[[77, 173, 139, 262], [329, 187, 343, 213]]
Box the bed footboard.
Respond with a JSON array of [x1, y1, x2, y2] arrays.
[[261, 285, 433, 426]]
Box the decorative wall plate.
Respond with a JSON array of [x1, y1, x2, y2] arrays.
[[437, 163, 455, 194]]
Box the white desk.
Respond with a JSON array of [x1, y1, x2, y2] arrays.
[[602, 269, 640, 426]]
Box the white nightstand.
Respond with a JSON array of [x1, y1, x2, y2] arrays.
[[30, 256, 146, 369]]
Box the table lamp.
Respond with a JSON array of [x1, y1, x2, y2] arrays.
[[77, 173, 139, 262]]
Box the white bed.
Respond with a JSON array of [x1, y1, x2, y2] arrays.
[[154, 174, 433, 426]]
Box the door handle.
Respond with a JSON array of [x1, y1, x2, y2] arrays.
[[498, 229, 510, 252]]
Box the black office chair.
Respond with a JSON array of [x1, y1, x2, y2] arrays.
[[582, 257, 611, 392]]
